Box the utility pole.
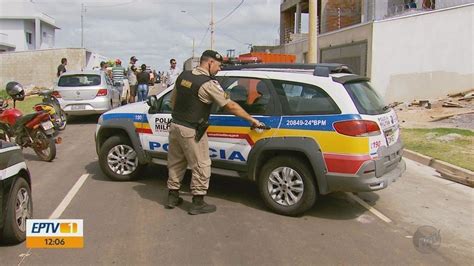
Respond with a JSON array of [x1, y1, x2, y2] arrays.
[[81, 3, 85, 48], [210, 0, 215, 50], [308, 0, 318, 63], [192, 37, 195, 58]]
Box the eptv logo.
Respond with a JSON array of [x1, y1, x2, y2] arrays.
[[27, 219, 83, 249], [31, 222, 78, 234]]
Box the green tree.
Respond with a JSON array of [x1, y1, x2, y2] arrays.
[[106, 60, 116, 68]]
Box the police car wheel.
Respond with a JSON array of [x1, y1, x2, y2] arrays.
[[99, 135, 143, 181], [258, 156, 317, 216], [2, 176, 32, 244]]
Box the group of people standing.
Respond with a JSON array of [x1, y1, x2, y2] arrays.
[[103, 56, 182, 103], [126, 56, 153, 102], [97, 56, 154, 103]]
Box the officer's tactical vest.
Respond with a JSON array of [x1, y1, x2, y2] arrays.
[[172, 70, 213, 127]]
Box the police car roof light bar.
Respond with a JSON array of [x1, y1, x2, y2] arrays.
[[222, 63, 352, 77]]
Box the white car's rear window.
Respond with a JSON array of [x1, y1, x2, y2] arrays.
[[58, 74, 101, 87]]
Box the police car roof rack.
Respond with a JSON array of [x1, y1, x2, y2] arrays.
[[222, 63, 353, 77]]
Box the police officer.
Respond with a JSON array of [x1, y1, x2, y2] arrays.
[[166, 50, 262, 215]]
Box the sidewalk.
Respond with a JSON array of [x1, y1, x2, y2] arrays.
[[403, 149, 474, 187]]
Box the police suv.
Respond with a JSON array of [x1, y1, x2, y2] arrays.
[[0, 141, 32, 243], [95, 64, 406, 216]]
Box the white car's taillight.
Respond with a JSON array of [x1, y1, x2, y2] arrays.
[[96, 89, 108, 97]]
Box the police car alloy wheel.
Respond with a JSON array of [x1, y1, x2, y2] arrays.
[[2, 177, 32, 244], [259, 156, 317, 216], [99, 135, 143, 181], [267, 167, 304, 206]]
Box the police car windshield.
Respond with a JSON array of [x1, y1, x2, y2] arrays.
[[58, 74, 101, 87], [344, 82, 388, 115]]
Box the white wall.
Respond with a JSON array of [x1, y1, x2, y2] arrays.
[[0, 19, 27, 51], [0, 48, 88, 89], [85, 52, 108, 70], [40, 22, 55, 49], [24, 19, 35, 50], [371, 4, 474, 102]]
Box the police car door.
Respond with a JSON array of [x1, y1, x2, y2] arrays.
[[141, 90, 173, 159], [209, 75, 280, 167]]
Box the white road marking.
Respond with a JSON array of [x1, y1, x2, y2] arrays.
[[18, 174, 89, 265], [49, 174, 89, 219], [346, 192, 393, 223]]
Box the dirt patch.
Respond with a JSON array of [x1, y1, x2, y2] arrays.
[[395, 89, 474, 130]]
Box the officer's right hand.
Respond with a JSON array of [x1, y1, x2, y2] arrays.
[[250, 118, 262, 129]]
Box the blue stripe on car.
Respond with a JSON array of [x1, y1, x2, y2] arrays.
[[103, 113, 149, 123]]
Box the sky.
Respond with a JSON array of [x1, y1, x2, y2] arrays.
[[9, 0, 282, 71]]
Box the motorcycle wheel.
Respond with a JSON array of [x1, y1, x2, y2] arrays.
[[58, 110, 67, 131], [33, 130, 56, 162]]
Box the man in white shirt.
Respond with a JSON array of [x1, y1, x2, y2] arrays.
[[166, 58, 181, 87]]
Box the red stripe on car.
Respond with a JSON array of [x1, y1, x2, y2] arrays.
[[136, 128, 153, 134], [323, 153, 371, 174], [207, 132, 255, 146]]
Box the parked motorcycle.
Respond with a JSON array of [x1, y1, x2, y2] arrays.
[[34, 90, 67, 131], [0, 82, 58, 162]]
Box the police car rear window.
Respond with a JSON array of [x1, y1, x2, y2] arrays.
[[272, 80, 341, 115], [344, 82, 388, 115], [58, 74, 101, 87]]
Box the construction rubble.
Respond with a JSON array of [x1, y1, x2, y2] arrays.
[[394, 89, 474, 130]]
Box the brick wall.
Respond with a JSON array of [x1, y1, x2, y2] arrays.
[[0, 48, 87, 90], [323, 0, 361, 32]]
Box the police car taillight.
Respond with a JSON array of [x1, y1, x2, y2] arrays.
[[96, 89, 108, 96], [333, 120, 380, 137]]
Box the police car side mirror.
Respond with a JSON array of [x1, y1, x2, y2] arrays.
[[146, 95, 157, 107], [147, 95, 160, 114]]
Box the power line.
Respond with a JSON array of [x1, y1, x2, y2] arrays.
[[215, 29, 245, 45], [197, 27, 210, 49], [84, 0, 137, 9], [215, 0, 244, 24]]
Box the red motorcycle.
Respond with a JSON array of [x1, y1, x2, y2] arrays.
[[0, 82, 58, 162]]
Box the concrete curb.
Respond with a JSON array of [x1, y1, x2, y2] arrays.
[[403, 149, 474, 187]]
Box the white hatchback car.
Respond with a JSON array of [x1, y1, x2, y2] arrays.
[[55, 71, 121, 116]]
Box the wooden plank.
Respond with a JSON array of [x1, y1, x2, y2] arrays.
[[429, 110, 474, 121]]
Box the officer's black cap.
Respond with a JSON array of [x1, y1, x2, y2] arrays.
[[201, 50, 223, 63]]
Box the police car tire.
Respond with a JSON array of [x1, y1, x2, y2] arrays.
[[258, 156, 317, 216], [2, 177, 32, 244], [99, 135, 143, 181]]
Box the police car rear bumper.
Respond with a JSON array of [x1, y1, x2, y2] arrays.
[[326, 159, 405, 192], [325, 140, 406, 193]]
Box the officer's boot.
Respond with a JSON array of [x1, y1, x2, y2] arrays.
[[166, 189, 183, 209], [188, 195, 216, 215]]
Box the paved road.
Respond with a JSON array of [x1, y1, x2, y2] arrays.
[[0, 112, 472, 265]]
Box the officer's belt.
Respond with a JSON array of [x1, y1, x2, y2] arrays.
[[171, 119, 198, 129]]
